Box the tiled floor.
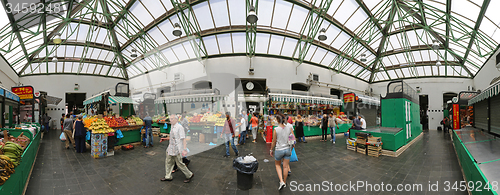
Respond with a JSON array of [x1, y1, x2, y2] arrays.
[[25, 129, 466, 195]]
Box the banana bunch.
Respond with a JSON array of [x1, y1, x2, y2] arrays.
[[2, 142, 23, 167], [0, 155, 15, 185]]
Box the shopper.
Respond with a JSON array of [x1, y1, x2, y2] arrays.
[[143, 114, 153, 148], [24, 113, 29, 122], [320, 114, 328, 142], [221, 112, 238, 157], [250, 113, 259, 143], [270, 115, 292, 190], [237, 113, 247, 145], [285, 115, 295, 175], [295, 115, 306, 143], [328, 114, 338, 144], [161, 115, 194, 183], [43, 113, 51, 133], [359, 115, 366, 130], [180, 112, 189, 131], [62, 114, 76, 149], [60, 114, 65, 131], [73, 115, 86, 153]]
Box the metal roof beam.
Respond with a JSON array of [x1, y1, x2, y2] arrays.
[[124, 25, 369, 70], [368, 2, 398, 83], [354, 0, 383, 32], [48, 40, 115, 51], [462, 0, 490, 75], [382, 45, 445, 56], [381, 60, 461, 71], [397, 0, 474, 77], [111, 0, 138, 28], [1, 0, 30, 75], [387, 25, 423, 36], [32, 57, 113, 66], [22, 0, 91, 74], [100, 0, 128, 79]]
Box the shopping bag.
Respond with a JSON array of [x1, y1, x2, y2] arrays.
[[163, 123, 168, 130], [60, 132, 66, 142], [116, 130, 124, 139], [86, 131, 91, 141], [290, 148, 298, 162]]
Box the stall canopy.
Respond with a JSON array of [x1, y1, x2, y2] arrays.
[[357, 95, 381, 106], [1, 86, 20, 103], [83, 95, 102, 105], [469, 81, 500, 105], [46, 96, 63, 105], [269, 93, 343, 106], [108, 96, 138, 105]]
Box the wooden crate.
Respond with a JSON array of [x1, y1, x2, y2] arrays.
[[357, 148, 366, 155], [368, 150, 381, 157], [347, 145, 356, 152], [368, 145, 382, 151], [368, 136, 381, 142]]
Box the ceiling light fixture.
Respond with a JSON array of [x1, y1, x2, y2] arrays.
[[247, 5, 258, 24], [432, 40, 440, 50], [53, 33, 62, 44], [52, 56, 58, 63], [436, 60, 441, 66], [360, 54, 367, 62], [318, 28, 327, 41], [131, 49, 138, 58], [172, 23, 182, 37]]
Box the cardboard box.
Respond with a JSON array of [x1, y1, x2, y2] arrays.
[[368, 136, 381, 142]]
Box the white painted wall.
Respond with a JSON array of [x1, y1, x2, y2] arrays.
[[0, 56, 19, 88], [474, 49, 500, 91], [371, 78, 473, 130], [19, 75, 126, 129]]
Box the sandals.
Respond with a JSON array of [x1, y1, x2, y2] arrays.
[[160, 178, 172, 181]]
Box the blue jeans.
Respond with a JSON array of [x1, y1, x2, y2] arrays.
[[239, 131, 247, 144], [330, 127, 336, 142], [299, 136, 306, 142], [45, 122, 50, 132], [145, 128, 153, 147], [274, 148, 291, 161], [224, 133, 238, 156]]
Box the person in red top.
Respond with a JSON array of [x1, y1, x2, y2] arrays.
[[250, 113, 259, 143], [221, 112, 239, 157]]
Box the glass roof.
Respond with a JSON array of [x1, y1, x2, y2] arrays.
[[0, 0, 499, 82]]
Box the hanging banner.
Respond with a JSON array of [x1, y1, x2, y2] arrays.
[[343, 93, 355, 103], [453, 104, 460, 130], [12, 86, 34, 100]]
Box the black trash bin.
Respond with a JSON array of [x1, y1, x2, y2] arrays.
[[233, 156, 258, 190]]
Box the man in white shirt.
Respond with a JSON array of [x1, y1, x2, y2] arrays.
[[359, 115, 367, 130], [161, 115, 194, 183], [237, 111, 248, 145]]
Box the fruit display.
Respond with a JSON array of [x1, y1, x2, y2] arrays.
[[1, 133, 31, 149], [84, 117, 98, 128], [200, 113, 223, 122], [104, 116, 128, 127], [215, 118, 226, 126], [188, 114, 203, 123], [127, 116, 143, 126], [1, 142, 23, 167], [154, 115, 169, 123], [88, 118, 115, 134], [0, 155, 15, 185], [115, 117, 129, 127]]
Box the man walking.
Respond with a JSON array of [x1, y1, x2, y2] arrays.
[[143, 113, 153, 148], [62, 114, 75, 149], [237, 111, 248, 145], [328, 114, 338, 144], [43, 113, 51, 133], [221, 112, 238, 157], [161, 115, 194, 183]]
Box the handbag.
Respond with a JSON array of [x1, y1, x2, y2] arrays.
[[290, 148, 298, 162], [288, 126, 296, 146]]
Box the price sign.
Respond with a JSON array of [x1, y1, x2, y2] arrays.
[[12, 86, 34, 100]]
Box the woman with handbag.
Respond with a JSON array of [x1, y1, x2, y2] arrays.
[[270, 114, 293, 190], [73, 115, 87, 153]]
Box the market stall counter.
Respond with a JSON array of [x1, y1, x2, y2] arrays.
[[349, 127, 404, 151], [0, 125, 42, 194], [114, 125, 143, 145]]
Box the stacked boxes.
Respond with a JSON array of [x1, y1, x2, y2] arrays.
[[367, 137, 382, 157], [356, 137, 367, 155], [91, 133, 108, 159], [346, 138, 357, 151]]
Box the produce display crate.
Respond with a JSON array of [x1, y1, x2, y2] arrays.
[[350, 128, 405, 151], [367, 145, 382, 157], [357, 147, 366, 155], [158, 123, 171, 134], [114, 126, 142, 146], [0, 129, 41, 195], [347, 145, 356, 152]]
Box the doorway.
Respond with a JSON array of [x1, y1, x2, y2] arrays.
[[66, 93, 86, 115], [419, 95, 429, 130]]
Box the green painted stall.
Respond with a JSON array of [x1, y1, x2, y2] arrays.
[[0, 128, 41, 194], [114, 127, 142, 145], [159, 123, 171, 134], [349, 128, 405, 151]]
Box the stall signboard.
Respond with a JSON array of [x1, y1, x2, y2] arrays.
[[5, 90, 20, 102], [343, 93, 355, 103], [453, 104, 459, 130], [0, 88, 4, 97], [11, 86, 34, 100]]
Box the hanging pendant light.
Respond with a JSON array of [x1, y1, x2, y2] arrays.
[[318, 28, 327, 41], [52, 56, 58, 63], [172, 23, 182, 37], [360, 53, 367, 62], [131, 49, 137, 58], [432, 40, 440, 50], [436, 60, 441, 66], [53, 33, 62, 44], [247, 5, 258, 24]]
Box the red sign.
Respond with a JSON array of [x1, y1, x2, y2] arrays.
[[453, 104, 459, 130], [343, 93, 355, 103], [11, 86, 34, 100]]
